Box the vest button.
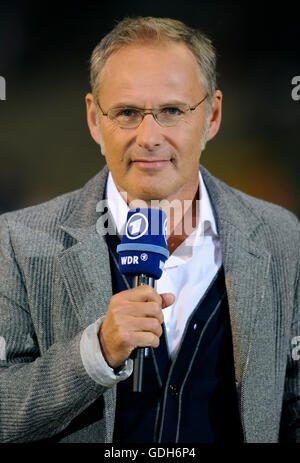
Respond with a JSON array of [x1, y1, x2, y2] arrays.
[[168, 384, 179, 396]]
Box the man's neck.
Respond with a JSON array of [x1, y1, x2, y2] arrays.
[[166, 188, 199, 254]]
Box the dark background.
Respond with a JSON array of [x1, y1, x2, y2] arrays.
[[0, 0, 299, 216]]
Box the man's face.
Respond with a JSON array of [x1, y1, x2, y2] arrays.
[[86, 42, 222, 204]]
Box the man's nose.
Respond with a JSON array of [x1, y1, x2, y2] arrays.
[[135, 113, 164, 150]]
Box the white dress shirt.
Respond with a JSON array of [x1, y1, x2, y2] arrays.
[[80, 169, 222, 385]]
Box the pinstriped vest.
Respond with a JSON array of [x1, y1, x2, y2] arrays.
[[106, 233, 243, 443]]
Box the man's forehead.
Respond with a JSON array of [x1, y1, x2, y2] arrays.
[[99, 42, 203, 102]]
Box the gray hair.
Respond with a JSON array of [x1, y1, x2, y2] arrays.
[[90, 16, 218, 150]]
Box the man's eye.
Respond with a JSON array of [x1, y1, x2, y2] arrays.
[[161, 107, 183, 115], [118, 109, 139, 118]]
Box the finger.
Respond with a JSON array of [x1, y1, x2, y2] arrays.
[[119, 301, 164, 324], [132, 331, 160, 349], [124, 316, 163, 337], [160, 293, 176, 309], [120, 285, 162, 304]]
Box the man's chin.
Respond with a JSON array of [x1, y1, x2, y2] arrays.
[[126, 186, 179, 207]]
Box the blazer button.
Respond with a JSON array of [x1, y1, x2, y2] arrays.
[[168, 384, 179, 396]]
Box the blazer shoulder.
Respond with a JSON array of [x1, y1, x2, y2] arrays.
[[201, 166, 299, 254], [0, 187, 81, 231], [0, 165, 109, 233], [228, 185, 299, 235], [223, 183, 300, 261]]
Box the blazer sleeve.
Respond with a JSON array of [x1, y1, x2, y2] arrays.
[[0, 214, 107, 442], [279, 262, 300, 442]]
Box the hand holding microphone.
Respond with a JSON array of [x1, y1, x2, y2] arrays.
[[99, 286, 174, 368], [98, 208, 175, 391]]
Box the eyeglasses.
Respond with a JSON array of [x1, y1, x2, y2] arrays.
[[97, 95, 208, 129]]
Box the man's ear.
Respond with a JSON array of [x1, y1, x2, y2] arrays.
[[205, 90, 222, 143], [85, 93, 106, 154]]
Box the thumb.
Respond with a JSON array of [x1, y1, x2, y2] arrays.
[[160, 293, 175, 309]]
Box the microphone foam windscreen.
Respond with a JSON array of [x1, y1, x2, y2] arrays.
[[117, 208, 169, 279]]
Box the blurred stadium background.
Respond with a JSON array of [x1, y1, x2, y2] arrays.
[[0, 1, 299, 216]]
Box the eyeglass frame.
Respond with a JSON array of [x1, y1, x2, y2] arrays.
[[96, 94, 208, 128]]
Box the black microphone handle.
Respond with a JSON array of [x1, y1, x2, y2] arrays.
[[132, 273, 155, 392]]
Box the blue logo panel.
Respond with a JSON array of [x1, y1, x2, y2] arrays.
[[117, 208, 169, 279]]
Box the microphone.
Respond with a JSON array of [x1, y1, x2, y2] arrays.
[[117, 208, 169, 392]]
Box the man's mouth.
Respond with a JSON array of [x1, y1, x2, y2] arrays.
[[130, 158, 172, 169]]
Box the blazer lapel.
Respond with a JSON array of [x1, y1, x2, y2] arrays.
[[201, 166, 271, 386], [219, 222, 271, 385], [56, 226, 113, 329], [56, 166, 114, 330]]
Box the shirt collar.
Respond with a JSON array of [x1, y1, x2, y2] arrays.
[[105, 169, 218, 259], [105, 173, 128, 237]]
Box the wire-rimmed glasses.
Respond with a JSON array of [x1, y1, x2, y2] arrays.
[[97, 95, 208, 128]]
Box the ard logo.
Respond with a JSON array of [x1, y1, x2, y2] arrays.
[[0, 76, 6, 101], [125, 213, 148, 240]]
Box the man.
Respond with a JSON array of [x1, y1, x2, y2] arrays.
[[0, 17, 299, 443]]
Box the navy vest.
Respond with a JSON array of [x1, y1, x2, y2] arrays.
[[106, 232, 243, 443]]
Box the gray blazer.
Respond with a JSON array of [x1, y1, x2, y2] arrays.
[[0, 165, 299, 443]]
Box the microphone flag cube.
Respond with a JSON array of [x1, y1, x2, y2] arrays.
[[117, 208, 169, 279]]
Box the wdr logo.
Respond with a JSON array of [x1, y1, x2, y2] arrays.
[[0, 76, 6, 101], [120, 255, 139, 265], [125, 213, 149, 240]]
